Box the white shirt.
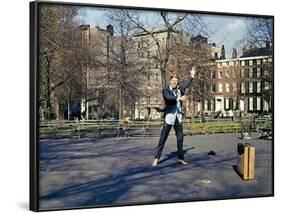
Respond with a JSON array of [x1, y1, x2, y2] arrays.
[[165, 86, 182, 125]]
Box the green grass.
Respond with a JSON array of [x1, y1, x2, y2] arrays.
[[39, 118, 271, 138], [182, 121, 241, 135]]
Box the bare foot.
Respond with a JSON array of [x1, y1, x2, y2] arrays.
[[177, 159, 188, 165], [152, 158, 159, 167]]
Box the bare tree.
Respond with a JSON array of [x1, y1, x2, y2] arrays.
[[245, 17, 273, 48], [123, 10, 193, 88], [244, 17, 273, 112], [168, 36, 217, 117], [38, 4, 85, 120], [88, 9, 150, 119]]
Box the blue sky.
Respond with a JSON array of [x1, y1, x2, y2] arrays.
[[203, 14, 248, 58], [78, 7, 248, 58]]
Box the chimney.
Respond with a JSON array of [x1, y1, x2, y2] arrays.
[[214, 52, 218, 60], [266, 41, 270, 49], [106, 24, 114, 36], [242, 47, 245, 54], [232, 48, 237, 59], [220, 45, 225, 60]]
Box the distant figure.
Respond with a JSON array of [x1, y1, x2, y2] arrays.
[[152, 67, 196, 167], [71, 102, 82, 133], [71, 102, 81, 121]]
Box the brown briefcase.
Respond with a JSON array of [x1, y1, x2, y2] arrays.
[[237, 143, 255, 180]]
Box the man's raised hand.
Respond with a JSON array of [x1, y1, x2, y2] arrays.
[[190, 66, 196, 78]]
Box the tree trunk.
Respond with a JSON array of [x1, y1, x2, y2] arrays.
[[119, 86, 122, 120]]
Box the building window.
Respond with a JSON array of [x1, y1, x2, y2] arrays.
[[225, 70, 229, 78], [207, 99, 213, 110], [263, 58, 268, 63], [211, 84, 216, 93], [264, 82, 270, 90], [241, 69, 245, 78], [249, 68, 253, 78], [226, 83, 230, 92], [225, 98, 229, 109], [218, 70, 223, 78], [257, 59, 261, 65], [241, 61, 245, 66], [218, 83, 223, 92], [209, 99, 215, 110], [264, 69, 269, 76], [249, 97, 254, 111], [257, 67, 261, 77], [257, 97, 261, 110], [268, 58, 272, 62], [257, 81, 261, 93], [249, 82, 253, 93], [204, 100, 208, 110], [249, 60, 253, 66], [233, 82, 237, 92], [233, 99, 237, 110], [211, 71, 216, 79], [241, 82, 245, 94]]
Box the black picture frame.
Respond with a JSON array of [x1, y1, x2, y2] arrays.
[[30, 1, 274, 211]]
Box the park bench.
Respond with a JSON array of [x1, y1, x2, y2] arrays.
[[258, 123, 272, 140]]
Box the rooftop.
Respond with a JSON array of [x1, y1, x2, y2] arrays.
[[240, 47, 272, 58]]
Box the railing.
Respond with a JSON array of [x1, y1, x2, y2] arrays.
[[39, 119, 163, 139], [39, 117, 272, 139]]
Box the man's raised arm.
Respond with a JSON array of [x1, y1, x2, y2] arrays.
[[179, 66, 196, 90]]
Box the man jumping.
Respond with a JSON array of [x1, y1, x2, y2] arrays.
[[152, 67, 196, 167]]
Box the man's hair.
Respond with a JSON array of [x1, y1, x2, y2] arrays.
[[170, 74, 180, 81]]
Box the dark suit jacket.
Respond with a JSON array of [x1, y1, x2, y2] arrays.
[[162, 77, 193, 114]]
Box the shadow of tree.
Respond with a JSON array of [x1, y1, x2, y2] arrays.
[[39, 134, 273, 210], [40, 162, 184, 209]]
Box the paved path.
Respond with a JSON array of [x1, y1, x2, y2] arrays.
[[39, 133, 273, 210]]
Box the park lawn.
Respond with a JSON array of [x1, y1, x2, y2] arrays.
[[39, 119, 245, 138], [182, 120, 241, 135]]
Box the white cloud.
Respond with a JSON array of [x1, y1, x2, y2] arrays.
[[227, 19, 246, 32]]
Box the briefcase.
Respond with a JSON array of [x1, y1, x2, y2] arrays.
[[237, 143, 255, 180]]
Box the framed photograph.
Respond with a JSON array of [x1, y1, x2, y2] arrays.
[[30, 0, 274, 211]]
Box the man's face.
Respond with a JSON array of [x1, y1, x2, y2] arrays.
[[170, 77, 179, 89]]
